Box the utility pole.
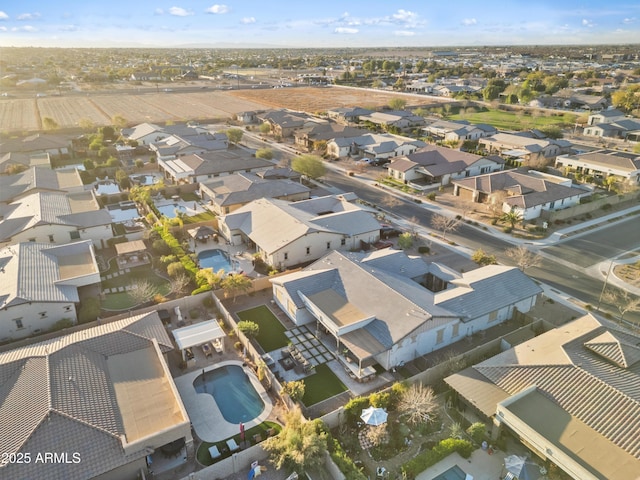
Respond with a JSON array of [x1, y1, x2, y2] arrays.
[[597, 260, 614, 311]]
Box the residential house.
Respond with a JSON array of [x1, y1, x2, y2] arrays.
[[0, 240, 100, 340], [583, 117, 640, 141], [587, 108, 626, 126], [422, 120, 497, 142], [0, 166, 84, 205], [0, 190, 114, 248], [236, 111, 260, 124], [0, 310, 193, 480], [121, 123, 171, 146], [0, 152, 51, 173], [479, 132, 568, 166], [0, 133, 73, 159], [445, 314, 640, 480], [219, 194, 381, 269], [293, 123, 368, 152], [452, 169, 589, 220], [359, 110, 426, 131], [555, 149, 640, 185], [199, 172, 310, 215], [157, 151, 273, 185], [150, 131, 228, 161], [256, 167, 301, 182], [271, 249, 541, 373], [327, 133, 425, 160], [258, 110, 320, 138], [387, 145, 504, 187], [326, 107, 374, 125], [553, 90, 609, 110]]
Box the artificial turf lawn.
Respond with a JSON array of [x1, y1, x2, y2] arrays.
[[236, 305, 289, 352], [302, 363, 348, 407]]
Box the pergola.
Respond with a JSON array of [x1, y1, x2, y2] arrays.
[[114, 240, 150, 268], [172, 320, 226, 361]]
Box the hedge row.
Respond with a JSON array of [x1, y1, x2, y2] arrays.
[[154, 226, 201, 284], [402, 438, 474, 479], [329, 438, 367, 480]]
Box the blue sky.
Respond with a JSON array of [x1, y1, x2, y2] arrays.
[[1, 1, 639, 48]]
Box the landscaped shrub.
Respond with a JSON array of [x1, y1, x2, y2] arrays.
[[426, 192, 437, 201], [189, 309, 200, 320], [402, 438, 474, 479], [329, 438, 367, 480], [343, 396, 370, 425], [418, 246, 430, 254], [466, 422, 486, 444], [502, 226, 512, 233]]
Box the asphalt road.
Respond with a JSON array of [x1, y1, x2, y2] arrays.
[[321, 169, 640, 324]]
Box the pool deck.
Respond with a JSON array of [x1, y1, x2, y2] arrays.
[[174, 360, 273, 443], [416, 450, 505, 480]]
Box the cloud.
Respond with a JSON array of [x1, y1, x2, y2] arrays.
[[155, 8, 164, 15], [169, 7, 193, 17], [394, 30, 416, 36], [461, 18, 477, 26], [622, 17, 636, 24], [240, 17, 256, 24], [0, 26, 6, 31], [0, 11, 8, 20], [392, 9, 417, 23], [582, 18, 594, 27], [206, 4, 230, 14], [12, 25, 38, 32], [334, 27, 358, 34], [18, 12, 41, 21]]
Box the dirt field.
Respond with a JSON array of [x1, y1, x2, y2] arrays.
[[230, 85, 449, 113], [0, 85, 451, 133]]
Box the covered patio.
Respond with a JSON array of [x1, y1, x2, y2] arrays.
[[172, 320, 226, 362], [114, 240, 150, 269]]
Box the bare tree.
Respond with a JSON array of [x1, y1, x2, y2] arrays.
[[398, 383, 438, 426], [170, 273, 191, 296], [602, 289, 640, 324], [128, 279, 159, 305], [505, 245, 542, 272], [487, 190, 508, 218], [431, 214, 460, 241]]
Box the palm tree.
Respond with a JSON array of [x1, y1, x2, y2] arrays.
[[501, 210, 522, 228]]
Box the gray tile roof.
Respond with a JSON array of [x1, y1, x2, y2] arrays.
[[0, 311, 177, 480], [0, 167, 62, 203]]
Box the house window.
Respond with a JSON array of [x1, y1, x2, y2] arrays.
[[39, 312, 47, 319], [326, 242, 331, 250], [340, 238, 346, 246], [489, 310, 498, 322], [28, 238, 36, 242], [284, 253, 288, 260], [306, 247, 310, 255], [452, 323, 460, 338], [436, 328, 445, 345], [14, 318, 24, 329], [69, 231, 80, 240], [224, 207, 230, 214], [48, 234, 54, 243], [481, 166, 491, 174]]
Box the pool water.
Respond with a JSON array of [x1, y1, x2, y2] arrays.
[[156, 203, 186, 218], [106, 202, 141, 223], [194, 365, 264, 424], [198, 249, 233, 273]]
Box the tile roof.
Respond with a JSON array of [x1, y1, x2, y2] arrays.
[[0, 311, 179, 480], [200, 172, 310, 206]]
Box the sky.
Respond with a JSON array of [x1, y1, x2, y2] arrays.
[[0, 1, 639, 48]]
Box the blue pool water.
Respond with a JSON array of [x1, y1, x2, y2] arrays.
[[198, 249, 233, 273], [156, 203, 186, 218], [194, 365, 264, 423], [432, 465, 467, 480]]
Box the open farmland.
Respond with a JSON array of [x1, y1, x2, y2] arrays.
[[0, 91, 267, 133], [229, 85, 452, 113], [0, 85, 451, 133]]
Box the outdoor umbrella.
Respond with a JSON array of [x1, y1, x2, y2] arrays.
[[240, 422, 245, 441], [504, 455, 541, 480], [360, 406, 388, 426]]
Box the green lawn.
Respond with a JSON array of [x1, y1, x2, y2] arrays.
[[237, 305, 289, 352], [449, 108, 577, 131], [101, 265, 171, 310], [184, 210, 216, 224], [302, 363, 348, 406], [196, 421, 281, 467]]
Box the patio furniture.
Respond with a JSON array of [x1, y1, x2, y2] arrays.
[[201, 343, 212, 358], [227, 438, 240, 452], [253, 434, 262, 444], [208, 445, 221, 460], [213, 338, 223, 353]]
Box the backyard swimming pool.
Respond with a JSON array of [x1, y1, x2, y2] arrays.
[[197, 249, 234, 273], [193, 365, 264, 424], [106, 201, 141, 223], [156, 203, 187, 218]]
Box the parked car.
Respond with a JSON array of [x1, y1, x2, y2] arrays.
[[371, 158, 390, 167]]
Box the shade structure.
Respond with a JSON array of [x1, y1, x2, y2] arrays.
[[504, 455, 541, 480], [360, 406, 388, 426], [188, 225, 216, 239]]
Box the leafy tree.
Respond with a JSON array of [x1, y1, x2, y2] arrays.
[[255, 147, 274, 160], [135, 159, 144, 169], [262, 407, 327, 474], [4, 163, 28, 175], [431, 214, 460, 241], [112, 115, 128, 129], [281, 380, 306, 402], [388, 97, 407, 110], [447, 422, 465, 440], [167, 261, 186, 278], [398, 383, 438, 426], [259, 122, 272, 135], [78, 118, 95, 131], [466, 422, 486, 444], [221, 273, 252, 302], [225, 127, 244, 144], [100, 125, 116, 141], [471, 249, 498, 266], [196, 268, 225, 289], [237, 320, 259, 338], [611, 84, 640, 113], [43, 117, 59, 131], [397, 232, 414, 250], [505, 245, 542, 272], [291, 154, 326, 180]]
